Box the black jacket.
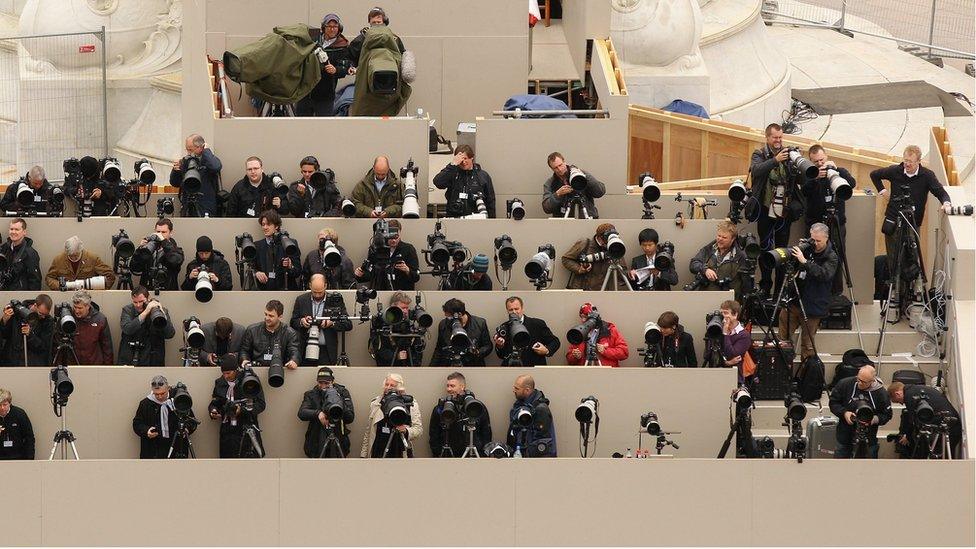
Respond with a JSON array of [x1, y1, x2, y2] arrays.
[[132, 396, 197, 459], [802, 167, 853, 225], [749, 145, 804, 222], [0, 310, 54, 366], [828, 376, 893, 446], [117, 303, 175, 366], [370, 317, 425, 366], [209, 374, 266, 458], [180, 250, 234, 292], [356, 241, 421, 291], [446, 270, 493, 291], [287, 179, 343, 218], [134, 237, 184, 291], [302, 245, 357, 289], [65, 176, 115, 216], [659, 328, 697, 367], [542, 170, 606, 218], [428, 395, 493, 457], [201, 321, 244, 366], [870, 164, 951, 228], [0, 405, 34, 459], [796, 244, 838, 317], [253, 234, 302, 291], [494, 315, 560, 367], [0, 237, 42, 290], [433, 163, 497, 218], [297, 383, 355, 457], [507, 389, 556, 457], [169, 149, 223, 216], [224, 175, 285, 218], [240, 321, 301, 366], [898, 385, 961, 455], [0, 179, 54, 214], [629, 254, 678, 290], [289, 292, 352, 365], [689, 240, 753, 300], [430, 314, 492, 366]]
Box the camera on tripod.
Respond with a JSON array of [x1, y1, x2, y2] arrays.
[[524, 244, 555, 290], [683, 274, 732, 292], [381, 388, 414, 426], [439, 391, 485, 425], [181, 316, 205, 367], [506, 198, 525, 220], [567, 309, 601, 345], [424, 222, 467, 270], [156, 197, 175, 218], [400, 159, 422, 219], [637, 172, 662, 219], [638, 321, 663, 367], [760, 238, 813, 272], [6, 177, 65, 218], [58, 275, 107, 292], [513, 398, 553, 457], [493, 235, 517, 270]]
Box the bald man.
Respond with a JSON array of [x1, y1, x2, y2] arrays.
[[506, 375, 556, 457], [169, 134, 223, 217], [350, 156, 405, 218], [290, 274, 353, 365], [828, 365, 892, 458]]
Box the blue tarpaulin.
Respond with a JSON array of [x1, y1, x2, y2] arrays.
[[662, 99, 709, 119], [502, 94, 576, 118]]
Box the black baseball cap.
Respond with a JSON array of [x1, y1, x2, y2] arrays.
[[317, 366, 335, 381]]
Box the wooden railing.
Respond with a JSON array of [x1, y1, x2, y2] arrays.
[[932, 126, 961, 186]]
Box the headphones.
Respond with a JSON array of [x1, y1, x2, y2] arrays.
[[369, 6, 389, 25], [321, 13, 343, 34], [300, 155, 320, 170]]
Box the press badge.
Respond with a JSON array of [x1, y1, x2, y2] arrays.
[[458, 192, 468, 200], [34, 195, 42, 202], [381, 426, 391, 434], [3, 441, 12, 447], [263, 353, 273, 361], [246, 208, 256, 216], [267, 271, 276, 279]]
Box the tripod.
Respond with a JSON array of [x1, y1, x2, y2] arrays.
[[877, 207, 925, 365], [239, 423, 264, 458], [318, 423, 346, 458], [914, 415, 956, 459], [460, 421, 481, 458], [381, 425, 413, 458], [641, 343, 666, 367], [717, 407, 756, 458], [562, 194, 591, 219], [583, 337, 602, 367], [852, 422, 872, 459], [822, 206, 864, 349], [600, 262, 633, 291], [48, 408, 80, 460], [52, 339, 80, 367], [438, 419, 455, 458], [166, 417, 198, 459]]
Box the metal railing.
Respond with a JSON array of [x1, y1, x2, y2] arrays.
[[0, 28, 108, 187], [763, 0, 975, 60]]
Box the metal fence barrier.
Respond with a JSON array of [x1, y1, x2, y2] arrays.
[[763, 0, 975, 60], [0, 28, 107, 188]]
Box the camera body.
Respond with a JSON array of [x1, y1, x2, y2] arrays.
[[493, 235, 517, 268], [381, 388, 414, 426], [641, 411, 661, 435]]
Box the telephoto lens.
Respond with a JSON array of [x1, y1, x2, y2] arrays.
[[270, 172, 289, 197], [411, 306, 434, 328], [604, 230, 626, 259], [239, 367, 262, 397], [728, 179, 747, 202], [56, 303, 77, 334], [947, 204, 974, 216], [462, 393, 485, 419], [171, 382, 193, 413], [182, 157, 202, 193], [705, 311, 723, 338], [788, 149, 819, 179], [134, 159, 156, 185], [194, 269, 213, 303], [440, 398, 459, 423], [506, 314, 531, 347], [309, 169, 333, 190], [268, 343, 285, 388], [568, 166, 588, 190], [567, 313, 600, 345], [654, 242, 675, 270], [643, 321, 662, 346], [516, 406, 533, 427], [785, 395, 807, 422], [853, 396, 875, 423], [826, 169, 852, 201], [184, 318, 205, 348], [341, 198, 357, 217], [279, 232, 299, 257], [320, 239, 342, 268], [507, 198, 525, 220], [575, 396, 598, 423], [304, 325, 321, 365], [148, 304, 168, 330], [237, 233, 257, 262], [641, 411, 661, 435], [638, 172, 660, 203], [323, 387, 344, 421], [101, 157, 123, 183], [15, 180, 34, 206], [732, 386, 753, 411], [494, 235, 517, 268], [400, 160, 421, 219], [449, 317, 471, 350]]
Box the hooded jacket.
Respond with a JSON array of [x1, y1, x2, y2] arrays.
[[223, 24, 322, 104], [828, 375, 893, 446], [795, 244, 839, 317], [565, 320, 629, 367], [45, 250, 116, 291], [181, 250, 234, 292], [350, 169, 403, 218], [0, 236, 41, 291], [432, 163, 497, 218], [74, 302, 113, 365], [350, 26, 412, 116]]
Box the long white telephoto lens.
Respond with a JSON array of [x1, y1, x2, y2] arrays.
[[643, 321, 662, 345], [640, 174, 660, 203], [321, 239, 342, 268], [524, 252, 551, 279], [605, 232, 626, 259], [341, 198, 356, 217], [826, 170, 852, 201], [194, 271, 214, 303], [401, 161, 421, 219], [186, 321, 205, 348], [134, 159, 156, 185], [15, 181, 34, 206], [102, 158, 122, 183], [65, 276, 107, 291], [728, 179, 747, 202]]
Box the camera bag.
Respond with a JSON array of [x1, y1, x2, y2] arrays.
[[751, 342, 794, 400], [793, 355, 826, 402], [892, 369, 926, 386], [821, 294, 853, 329]]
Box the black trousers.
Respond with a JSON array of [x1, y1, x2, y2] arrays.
[[296, 91, 336, 117], [758, 214, 792, 294]]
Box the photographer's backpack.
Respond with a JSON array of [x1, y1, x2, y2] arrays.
[[829, 348, 871, 389], [892, 369, 926, 386], [793, 355, 826, 402]]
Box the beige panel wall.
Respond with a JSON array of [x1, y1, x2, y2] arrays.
[[182, 0, 215, 141], [561, 0, 611, 77], [211, 117, 431, 207], [202, 0, 527, 133], [0, 367, 736, 459], [1, 459, 972, 546], [0, 288, 733, 368]]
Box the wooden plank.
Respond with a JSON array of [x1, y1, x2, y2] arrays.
[[662, 123, 671, 181], [700, 131, 709, 179]]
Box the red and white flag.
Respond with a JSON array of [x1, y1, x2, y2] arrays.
[[529, 0, 541, 27]]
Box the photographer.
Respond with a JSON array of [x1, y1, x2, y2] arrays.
[[290, 274, 352, 365], [446, 253, 493, 291], [132, 375, 196, 459], [297, 15, 351, 117], [689, 220, 753, 301], [433, 145, 496, 218], [777, 224, 838, 360], [209, 356, 266, 458], [0, 166, 53, 214], [749, 124, 803, 296], [0, 218, 41, 291], [0, 388, 34, 459], [360, 373, 423, 458], [657, 311, 697, 367], [346, 7, 406, 71], [628, 228, 678, 291], [254, 210, 302, 291], [828, 365, 892, 458], [45, 236, 116, 291], [169, 134, 223, 217], [350, 156, 404, 218], [803, 145, 853, 294], [201, 317, 244, 367], [240, 300, 301, 373], [118, 286, 175, 367], [370, 291, 424, 366], [70, 290, 113, 365], [288, 156, 344, 217], [870, 144, 952, 276], [719, 300, 752, 384], [302, 227, 356, 289], [225, 156, 286, 218], [507, 375, 556, 457], [298, 366, 355, 457], [180, 236, 233, 292], [888, 381, 961, 459], [354, 219, 420, 291], [63, 156, 115, 216], [429, 372, 492, 457], [493, 296, 560, 367], [134, 218, 185, 291], [561, 223, 627, 291], [565, 302, 629, 367], [430, 298, 492, 367], [0, 295, 54, 366], [542, 152, 606, 218]]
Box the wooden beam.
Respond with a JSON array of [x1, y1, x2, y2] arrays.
[[662, 123, 671, 182]]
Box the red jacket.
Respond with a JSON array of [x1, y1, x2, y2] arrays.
[[74, 306, 114, 365], [566, 321, 629, 367]]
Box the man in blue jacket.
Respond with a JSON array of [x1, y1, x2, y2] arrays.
[[777, 223, 837, 360], [506, 375, 556, 457], [169, 134, 223, 217]]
